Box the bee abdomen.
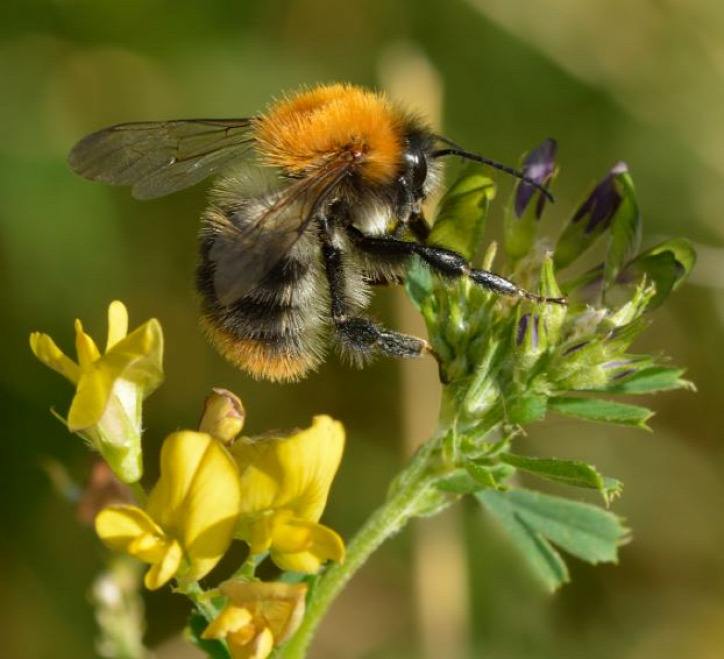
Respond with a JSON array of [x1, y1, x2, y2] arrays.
[[197, 249, 327, 382]]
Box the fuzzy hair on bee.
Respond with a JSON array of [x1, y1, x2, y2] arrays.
[[68, 83, 564, 382]]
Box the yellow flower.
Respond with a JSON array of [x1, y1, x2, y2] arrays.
[[30, 301, 163, 483], [95, 431, 241, 589], [231, 415, 346, 573], [202, 581, 307, 659]]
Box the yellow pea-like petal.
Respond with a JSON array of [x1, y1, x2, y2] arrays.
[[95, 505, 163, 553], [270, 515, 313, 554], [246, 626, 274, 659], [144, 539, 183, 590], [29, 333, 80, 384], [233, 415, 344, 521], [270, 520, 345, 574], [219, 581, 307, 648], [102, 319, 164, 396], [67, 368, 116, 432], [202, 606, 254, 640], [147, 431, 241, 581], [106, 300, 129, 351], [75, 320, 101, 369]]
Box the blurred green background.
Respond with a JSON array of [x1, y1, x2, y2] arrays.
[[3, 1, 723, 657]]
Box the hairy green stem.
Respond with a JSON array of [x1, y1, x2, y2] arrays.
[[129, 481, 147, 508], [280, 438, 442, 659]]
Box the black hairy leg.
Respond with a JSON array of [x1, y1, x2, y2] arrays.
[[346, 227, 567, 305], [318, 221, 432, 364]]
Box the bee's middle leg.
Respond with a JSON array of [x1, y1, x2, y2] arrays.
[[319, 227, 431, 364]]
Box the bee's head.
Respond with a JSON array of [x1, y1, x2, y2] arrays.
[[398, 131, 439, 206]]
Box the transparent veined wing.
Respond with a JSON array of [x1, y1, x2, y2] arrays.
[[68, 119, 256, 199], [207, 157, 353, 304]]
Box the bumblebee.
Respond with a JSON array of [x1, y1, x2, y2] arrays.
[[69, 83, 563, 382]]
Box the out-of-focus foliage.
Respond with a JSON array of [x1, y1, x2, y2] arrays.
[[3, 1, 722, 658]]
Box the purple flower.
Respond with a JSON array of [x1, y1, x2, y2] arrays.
[[573, 162, 628, 234], [515, 139, 558, 219]]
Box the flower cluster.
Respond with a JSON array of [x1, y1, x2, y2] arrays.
[[405, 141, 694, 589], [31, 303, 346, 658]]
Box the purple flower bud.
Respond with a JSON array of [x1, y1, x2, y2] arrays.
[[563, 341, 588, 356], [515, 139, 557, 219], [572, 162, 628, 234], [516, 313, 540, 350]]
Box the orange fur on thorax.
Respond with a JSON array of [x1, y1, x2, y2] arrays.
[[252, 84, 407, 185]]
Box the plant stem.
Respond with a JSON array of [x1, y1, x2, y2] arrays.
[[129, 481, 147, 507], [280, 438, 441, 659]]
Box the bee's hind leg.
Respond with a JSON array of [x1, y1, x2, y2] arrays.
[[319, 223, 431, 365]]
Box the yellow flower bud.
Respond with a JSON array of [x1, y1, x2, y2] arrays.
[[199, 388, 246, 444]]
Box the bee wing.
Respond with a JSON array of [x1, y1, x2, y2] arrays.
[[68, 119, 256, 199], [209, 159, 352, 305]]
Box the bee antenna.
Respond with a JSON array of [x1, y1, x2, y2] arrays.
[[431, 137, 555, 203]]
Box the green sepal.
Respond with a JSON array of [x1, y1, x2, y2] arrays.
[[620, 238, 696, 309], [548, 395, 654, 429], [430, 171, 495, 262], [186, 611, 231, 659], [501, 453, 623, 504], [478, 489, 630, 591], [602, 366, 695, 394], [604, 167, 641, 288], [507, 394, 548, 425], [504, 138, 557, 262]]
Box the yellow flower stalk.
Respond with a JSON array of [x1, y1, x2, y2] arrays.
[[231, 415, 346, 573], [202, 581, 307, 659], [30, 301, 163, 483], [95, 431, 242, 590]]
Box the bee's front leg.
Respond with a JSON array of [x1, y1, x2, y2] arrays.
[[318, 219, 432, 365], [346, 227, 566, 305]]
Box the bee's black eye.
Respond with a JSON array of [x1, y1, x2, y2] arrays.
[[403, 149, 428, 192]]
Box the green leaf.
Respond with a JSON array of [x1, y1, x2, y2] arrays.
[[186, 611, 231, 659], [478, 489, 629, 591], [430, 171, 495, 262], [620, 238, 697, 309], [549, 395, 654, 429], [501, 453, 622, 504], [464, 460, 516, 489], [436, 468, 485, 494], [604, 167, 640, 288], [603, 366, 695, 394]]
